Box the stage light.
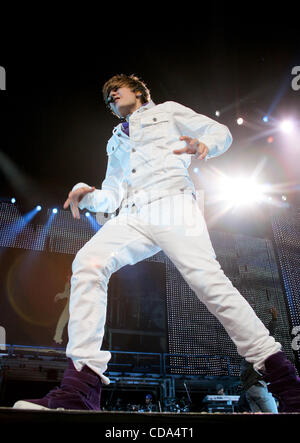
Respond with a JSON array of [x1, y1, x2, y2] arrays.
[[193, 167, 199, 173], [237, 118, 244, 125], [219, 177, 265, 206], [11, 197, 16, 204], [36, 205, 42, 211], [280, 120, 294, 134], [85, 212, 90, 217], [263, 116, 269, 122], [52, 208, 58, 214], [215, 110, 220, 117], [86, 213, 101, 231], [282, 195, 287, 201], [1, 207, 40, 246]]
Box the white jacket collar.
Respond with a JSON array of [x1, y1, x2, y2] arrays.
[[112, 100, 156, 135]]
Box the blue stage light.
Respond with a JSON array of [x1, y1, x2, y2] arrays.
[[52, 208, 58, 214], [36, 205, 42, 211], [263, 116, 269, 122], [85, 213, 101, 232], [11, 198, 16, 204]]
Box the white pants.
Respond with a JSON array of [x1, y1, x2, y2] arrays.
[[66, 193, 281, 384]]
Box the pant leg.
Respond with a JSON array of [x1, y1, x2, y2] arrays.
[[147, 193, 281, 371], [66, 213, 160, 384], [245, 388, 262, 412], [257, 388, 278, 413], [246, 384, 278, 413]]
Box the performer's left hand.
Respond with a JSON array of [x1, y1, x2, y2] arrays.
[[173, 136, 209, 160]]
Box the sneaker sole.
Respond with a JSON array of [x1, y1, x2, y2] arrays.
[[13, 401, 51, 410]]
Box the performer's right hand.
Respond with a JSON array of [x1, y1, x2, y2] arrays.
[[63, 186, 95, 219]]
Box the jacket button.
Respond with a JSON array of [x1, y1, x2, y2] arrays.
[[153, 117, 157, 122], [132, 148, 136, 152], [112, 147, 114, 151], [132, 169, 136, 173]]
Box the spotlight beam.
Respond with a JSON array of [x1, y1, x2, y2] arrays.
[[31, 210, 57, 249], [216, 83, 276, 115], [0, 207, 40, 245], [85, 213, 101, 231], [250, 156, 268, 182], [0, 150, 42, 205]]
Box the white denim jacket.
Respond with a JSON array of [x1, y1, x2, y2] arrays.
[[74, 100, 232, 215]]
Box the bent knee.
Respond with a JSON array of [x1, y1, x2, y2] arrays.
[[72, 247, 111, 276]]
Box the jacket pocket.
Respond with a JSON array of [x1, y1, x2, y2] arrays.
[[106, 139, 120, 156], [140, 112, 169, 141]]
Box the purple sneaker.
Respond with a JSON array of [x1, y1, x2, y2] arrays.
[[263, 351, 300, 412], [13, 359, 102, 411]]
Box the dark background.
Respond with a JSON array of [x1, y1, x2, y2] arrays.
[[0, 247, 73, 346], [0, 7, 299, 222], [0, 246, 166, 350]]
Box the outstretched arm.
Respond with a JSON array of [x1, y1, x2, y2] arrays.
[[63, 148, 124, 219], [169, 101, 232, 161]]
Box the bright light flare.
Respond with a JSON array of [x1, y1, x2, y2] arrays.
[[280, 120, 295, 134], [219, 177, 266, 206]]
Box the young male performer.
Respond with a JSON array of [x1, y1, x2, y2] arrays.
[[14, 74, 300, 412]]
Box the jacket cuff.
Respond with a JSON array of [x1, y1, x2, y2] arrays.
[[193, 137, 214, 161], [71, 182, 93, 210]]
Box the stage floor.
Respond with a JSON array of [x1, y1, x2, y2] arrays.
[[1, 408, 299, 439]]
